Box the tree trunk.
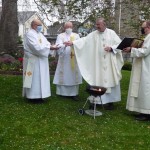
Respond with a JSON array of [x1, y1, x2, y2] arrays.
[[0, 0, 18, 54]]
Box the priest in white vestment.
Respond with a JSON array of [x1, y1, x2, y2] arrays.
[[64, 18, 124, 109], [53, 22, 82, 101], [124, 21, 150, 121], [23, 19, 59, 103]]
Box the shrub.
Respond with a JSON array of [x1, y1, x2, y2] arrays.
[[0, 59, 23, 72], [0, 50, 23, 72], [17, 36, 23, 44], [49, 57, 58, 73], [122, 61, 132, 71]]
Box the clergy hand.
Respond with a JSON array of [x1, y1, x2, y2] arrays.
[[63, 41, 73, 46], [104, 47, 112, 52], [50, 44, 60, 50], [123, 47, 131, 53]]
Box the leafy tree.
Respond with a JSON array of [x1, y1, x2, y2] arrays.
[[0, 0, 149, 55], [33, 0, 115, 25], [0, 0, 18, 54], [115, 0, 150, 37], [34, 0, 150, 38]]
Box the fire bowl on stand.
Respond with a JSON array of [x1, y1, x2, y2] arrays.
[[86, 85, 107, 97], [78, 85, 107, 119]]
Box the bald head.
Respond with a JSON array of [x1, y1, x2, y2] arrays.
[[64, 22, 73, 29], [31, 19, 42, 30], [142, 21, 150, 28], [141, 20, 150, 35]]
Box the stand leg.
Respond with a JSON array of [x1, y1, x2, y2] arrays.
[[100, 96, 104, 110], [83, 97, 90, 109], [94, 102, 96, 119]]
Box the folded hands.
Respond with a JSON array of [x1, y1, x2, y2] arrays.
[[63, 41, 73, 46]]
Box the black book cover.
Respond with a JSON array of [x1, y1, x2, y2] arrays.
[[117, 37, 144, 50]]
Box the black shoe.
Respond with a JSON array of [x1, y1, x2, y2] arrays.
[[96, 104, 103, 108], [28, 98, 45, 104], [135, 114, 150, 121], [134, 113, 143, 117], [59, 95, 69, 99], [71, 96, 79, 101], [104, 102, 114, 110]]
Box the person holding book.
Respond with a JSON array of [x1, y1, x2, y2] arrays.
[[123, 21, 150, 121], [64, 18, 124, 110]]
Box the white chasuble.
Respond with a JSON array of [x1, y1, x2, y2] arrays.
[[73, 29, 123, 88], [126, 33, 150, 114], [23, 29, 52, 99], [72, 29, 124, 104], [53, 32, 82, 86]]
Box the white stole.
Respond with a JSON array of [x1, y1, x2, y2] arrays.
[[23, 56, 37, 88], [130, 58, 142, 97]]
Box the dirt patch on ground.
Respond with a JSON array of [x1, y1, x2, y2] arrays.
[[0, 71, 22, 75]]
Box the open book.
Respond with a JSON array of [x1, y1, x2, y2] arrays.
[[117, 37, 144, 50]]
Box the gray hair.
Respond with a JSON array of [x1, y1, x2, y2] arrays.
[[31, 21, 35, 27], [96, 18, 106, 26]]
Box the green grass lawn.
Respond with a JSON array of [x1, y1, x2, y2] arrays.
[[0, 70, 150, 150]]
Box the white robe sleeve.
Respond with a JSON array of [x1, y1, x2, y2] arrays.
[[54, 34, 66, 56], [110, 31, 122, 54], [25, 32, 51, 57]]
